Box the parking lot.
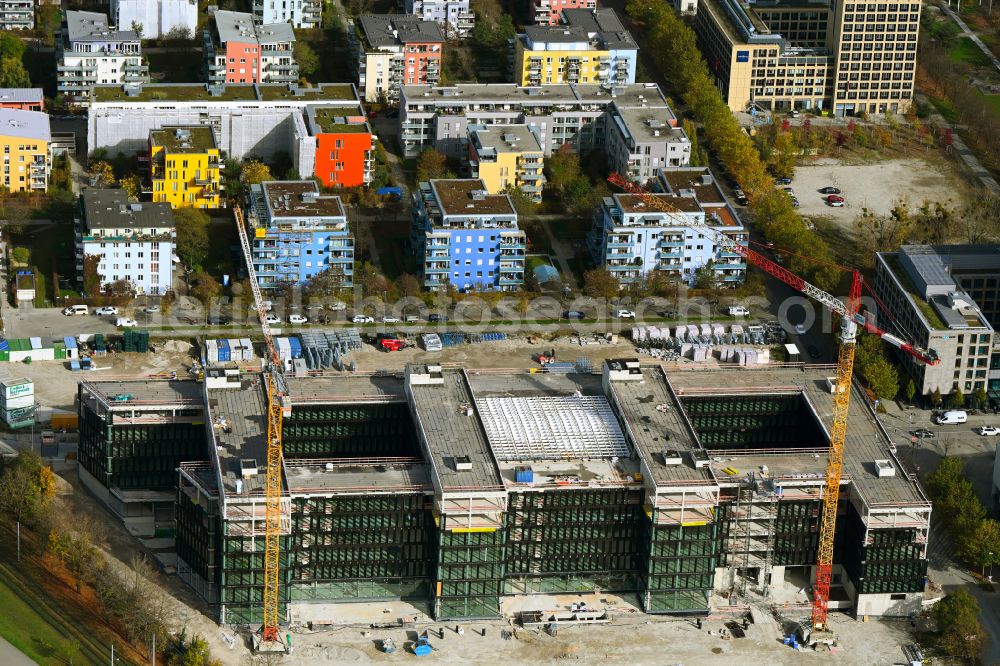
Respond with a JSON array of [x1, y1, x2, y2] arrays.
[[790, 157, 964, 229]]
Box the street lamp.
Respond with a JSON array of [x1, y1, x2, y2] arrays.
[[989, 552, 995, 583]]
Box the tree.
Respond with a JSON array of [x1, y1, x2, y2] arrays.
[[500, 185, 537, 216], [863, 356, 899, 401], [692, 262, 718, 290], [88, 160, 116, 186], [119, 174, 141, 201], [303, 266, 347, 300], [83, 254, 104, 297], [931, 387, 943, 409], [0, 57, 29, 88], [582, 267, 620, 300], [0, 32, 26, 61], [240, 159, 273, 186], [11, 247, 29, 265], [959, 190, 1000, 243], [974, 386, 988, 410], [130, 21, 144, 40], [769, 130, 798, 179], [107, 279, 135, 298], [190, 272, 221, 321], [48, 518, 98, 593], [0, 451, 55, 561], [957, 518, 1000, 572], [174, 208, 212, 270], [932, 589, 984, 663], [904, 377, 917, 404], [853, 202, 913, 268], [415, 148, 448, 182], [168, 634, 221, 666], [544, 147, 582, 196], [37, 6, 61, 47], [950, 386, 965, 409], [294, 42, 320, 80]]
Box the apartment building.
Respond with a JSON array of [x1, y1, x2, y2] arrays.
[[589, 167, 747, 286], [247, 180, 354, 289], [533, 0, 595, 26], [399, 83, 688, 167], [75, 189, 176, 295], [0, 0, 33, 30], [204, 10, 298, 86], [0, 88, 44, 112], [695, 0, 917, 115], [467, 125, 546, 203], [412, 179, 526, 292], [351, 15, 445, 103], [253, 0, 321, 29], [605, 104, 691, 183], [405, 0, 474, 37], [149, 126, 222, 209], [87, 83, 363, 179], [513, 9, 638, 87], [0, 109, 50, 193], [306, 105, 375, 189], [110, 0, 197, 39], [873, 245, 999, 399], [58, 11, 149, 107]]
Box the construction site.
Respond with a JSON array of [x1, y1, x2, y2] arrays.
[[72, 358, 930, 636]]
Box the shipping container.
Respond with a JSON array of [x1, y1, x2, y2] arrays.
[[0, 378, 33, 400], [1, 395, 35, 411], [50, 412, 78, 430], [288, 337, 302, 359], [217, 339, 230, 363]]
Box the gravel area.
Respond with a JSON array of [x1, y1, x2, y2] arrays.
[[791, 157, 964, 232]]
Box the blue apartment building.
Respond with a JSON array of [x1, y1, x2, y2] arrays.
[[412, 179, 525, 291], [247, 180, 354, 289], [588, 166, 747, 286]]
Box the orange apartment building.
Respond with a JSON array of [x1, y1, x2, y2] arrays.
[[204, 10, 298, 85], [307, 105, 375, 189], [351, 15, 444, 102], [0, 88, 43, 111]]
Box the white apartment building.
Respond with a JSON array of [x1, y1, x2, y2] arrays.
[[76, 189, 176, 295], [588, 167, 748, 287], [0, 0, 34, 31], [110, 0, 197, 39], [350, 15, 445, 103], [253, 0, 321, 29], [404, 0, 474, 37], [606, 102, 691, 183], [58, 11, 149, 107]]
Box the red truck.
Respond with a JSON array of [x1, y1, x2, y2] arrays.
[[378, 337, 407, 352]]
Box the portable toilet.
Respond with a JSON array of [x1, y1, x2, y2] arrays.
[[63, 337, 79, 360]]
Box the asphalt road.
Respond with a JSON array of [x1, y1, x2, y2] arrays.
[[0, 637, 34, 666]]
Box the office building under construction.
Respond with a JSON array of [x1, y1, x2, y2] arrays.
[[87, 360, 929, 625]]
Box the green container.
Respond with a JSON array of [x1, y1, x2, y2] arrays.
[[54, 343, 66, 360], [0, 351, 9, 362]]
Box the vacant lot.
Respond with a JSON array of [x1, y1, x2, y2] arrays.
[[792, 157, 963, 230]]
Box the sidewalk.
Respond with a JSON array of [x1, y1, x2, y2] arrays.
[[0, 637, 34, 666]]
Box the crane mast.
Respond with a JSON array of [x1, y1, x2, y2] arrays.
[[233, 204, 286, 645], [606, 174, 937, 631]]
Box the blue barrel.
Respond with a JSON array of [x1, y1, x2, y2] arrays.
[[515, 466, 534, 483]]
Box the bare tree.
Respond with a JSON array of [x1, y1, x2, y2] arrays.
[[960, 190, 1000, 243]]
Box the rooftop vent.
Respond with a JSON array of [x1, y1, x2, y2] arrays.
[[700, 174, 713, 185], [662, 449, 682, 466], [470, 189, 488, 201], [874, 459, 895, 478], [240, 458, 259, 478], [455, 455, 473, 471]]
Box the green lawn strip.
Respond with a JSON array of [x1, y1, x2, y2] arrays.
[[0, 560, 111, 665], [949, 36, 991, 66]]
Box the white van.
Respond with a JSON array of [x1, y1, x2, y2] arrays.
[[727, 305, 749, 317], [62, 304, 88, 316], [935, 410, 968, 425]]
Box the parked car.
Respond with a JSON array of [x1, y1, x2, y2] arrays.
[[144, 305, 160, 313], [819, 186, 841, 194], [63, 305, 88, 316], [288, 314, 308, 324], [616, 310, 636, 319], [912, 428, 936, 439], [775, 177, 792, 186], [794, 324, 807, 335], [115, 317, 138, 328], [208, 315, 231, 325], [327, 300, 347, 311], [791, 198, 801, 208], [735, 194, 749, 206], [95, 306, 119, 316], [264, 313, 281, 325], [978, 426, 1000, 436], [936, 410, 968, 425], [428, 314, 448, 323], [727, 306, 749, 317], [380, 316, 400, 323], [562, 310, 585, 320], [789, 109, 800, 118], [352, 315, 374, 324], [782, 186, 795, 194], [826, 195, 845, 207]]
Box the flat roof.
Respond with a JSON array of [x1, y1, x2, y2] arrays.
[[409, 369, 504, 491], [471, 124, 543, 155], [150, 126, 217, 152], [402, 83, 669, 109], [82, 189, 174, 230], [213, 9, 294, 44], [658, 167, 726, 203], [615, 193, 702, 214], [80, 378, 203, 406], [359, 15, 445, 47], [284, 373, 406, 403], [615, 106, 683, 144], [257, 84, 358, 101], [562, 8, 637, 50], [66, 10, 140, 42], [261, 181, 346, 219], [207, 378, 272, 496], [284, 459, 432, 495], [93, 84, 260, 103], [0, 88, 43, 104], [308, 106, 371, 134], [666, 365, 930, 506], [0, 109, 50, 143], [431, 179, 517, 217]]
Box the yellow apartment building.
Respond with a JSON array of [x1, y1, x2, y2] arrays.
[[0, 109, 50, 193], [149, 126, 221, 209], [513, 9, 637, 86], [467, 125, 546, 202]]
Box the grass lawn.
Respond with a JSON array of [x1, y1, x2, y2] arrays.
[[979, 90, 1000, 115], [146, 48, 204, 83], [0, 561, 81, 663], [14, 222, 76, 307], [204, 214, 239, 277], [928, 96, 960, 124], [949, 37, 991, 66]]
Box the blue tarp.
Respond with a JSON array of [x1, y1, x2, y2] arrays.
[[533, 263, 559, 285]]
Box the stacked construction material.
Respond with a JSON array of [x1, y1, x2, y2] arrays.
[[299, 329, 364, 370], [0, 378, 34, 429], [123, 329, 150, 353], [467, 332, 507, 343], [440, 333, 466, 347]]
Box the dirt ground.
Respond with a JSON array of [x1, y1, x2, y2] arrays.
[[791, 157, 964, 231]]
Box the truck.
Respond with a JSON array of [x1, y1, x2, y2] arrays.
[[375, 333, 408, 352]]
